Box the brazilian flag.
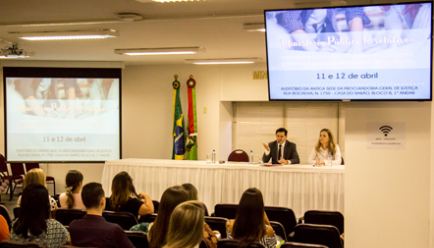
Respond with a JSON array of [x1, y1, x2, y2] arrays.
[[172, 77, 185, 160]]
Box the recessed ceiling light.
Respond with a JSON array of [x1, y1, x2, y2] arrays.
[[186, 58, 261, 65], [243, 23, 266, 32], [136, 0, 207, 2], [9, 29, 119, 41], [115, 47, 205, 55]]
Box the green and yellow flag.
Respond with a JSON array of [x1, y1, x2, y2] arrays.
[[172, 75, 185, 160]]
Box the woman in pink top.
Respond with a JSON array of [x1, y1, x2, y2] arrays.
[[59, 170, 86, 210]]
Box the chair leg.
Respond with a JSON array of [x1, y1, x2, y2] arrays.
[[9, 182, 15, 201], [53, 180, 55, 195]]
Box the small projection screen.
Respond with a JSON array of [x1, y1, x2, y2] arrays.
[[264, 2, 433, 101], [3, 67, 122, 162]]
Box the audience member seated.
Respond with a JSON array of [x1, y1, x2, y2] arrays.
[[307, 128, 342, 166], [105, 171, 154, 218], [0, 215, 10, 242], [148, 186, 189, 248], [182, 183, 219, 248], [162, 201, 205, 248], [69, 182, 134, 248], [226, 188, 277, 248], [10, 184, 69, 248], [59, 170, 85, 209], [18, 169, 57, 211]]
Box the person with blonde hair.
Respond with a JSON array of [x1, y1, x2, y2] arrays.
[[18, 168, 57, 211], [307, 128, 342, 166], [59, 170, 85, 209], [163, 201, 205, 248]]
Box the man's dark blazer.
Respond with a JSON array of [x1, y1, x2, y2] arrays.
[[262, 140, 300, 164]]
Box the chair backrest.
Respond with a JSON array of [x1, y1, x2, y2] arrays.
[[294, 224, 342, 248], [0, 154, 8, 174], [10, 163, 25, 177], [55, 209, 87, 226], [270, 221, 287, 242], [102, 211, 139, 230], [227, 149, 249, 162], [265, 206, 297, 236], [139, 213, 157, 223], [205, 216, 229, 239], [25, 163, 40, 172], [125, 231, 149, 248], [202, 202, 209, 216], [214, 203, 238, 219], [52, 194, 61, 207], [199, 238, 209, 248], [304, 210, 344, 234], [13, 207, 20, 221], [0, 240, 45, 248], [0, 205, 13, 230], [280, 242, 329, 248], [152, 200, 159, 213], [217, 239, 265, 248]]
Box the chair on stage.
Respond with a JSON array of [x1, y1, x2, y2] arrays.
[[103, 211, 139, 230], [214, 203, 238, 219], [265, 206, 298, 240], [280, 242, 328, 248], [125, 231, 149, 248], [9, 163, 25, 201], [304, 210, 344, 235], [227, 149, 249, 162], [25, 163, 56, 195], [294, 224, 342, 248], [205, 216, 229, 239], [55, 209, 87, 226]]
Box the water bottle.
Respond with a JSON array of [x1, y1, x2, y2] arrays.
[[327, 152, 333, 167], [250, 150, 254, 164], [212, 150, 216, 164]]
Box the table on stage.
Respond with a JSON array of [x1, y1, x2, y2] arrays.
[[102, 159, 344, 217]]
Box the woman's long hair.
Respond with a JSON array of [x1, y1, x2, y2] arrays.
[[182, 183, 198, 200], [315, 128, 336, 155], [148, 186, 189, 248], [65, 170, 83, 209], [110, 171, 138, 210], [13, 184, 50, 237], [163, 201, 204, 248], [23, 168, 46, 189], [232, 188, 266, 248]]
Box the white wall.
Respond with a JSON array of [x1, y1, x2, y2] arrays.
[[345, 102, 431, 248]]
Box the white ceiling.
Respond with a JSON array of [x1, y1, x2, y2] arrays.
[[0, 0, 420, 65]]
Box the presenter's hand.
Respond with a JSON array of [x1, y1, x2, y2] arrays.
[[262, 143, 270, 152], [278, 157, 289, 165]]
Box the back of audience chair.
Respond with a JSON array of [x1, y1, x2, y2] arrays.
[[265, 206, 297, 239], [13, 207, 19, 221], [0, 205, 12, 230], [270, 221, 287, 242], [280, 242, 329, 248], [205, 216, 228, 239], [294, 224, 342, 248], [55, 209, 87, 226], [139, 213, 157, 223], [0, 240, 45, 248], [304, 210, 344, 234], [125, 231, 149, 248], [199, 238, 209, 248], [214, 203, 238, 219], [152, 200, 159, 213], [217, 239, 265, 248], [103, 211, 139, 230]]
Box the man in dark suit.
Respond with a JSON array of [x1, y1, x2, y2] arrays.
[[262, 127, 300, 164]]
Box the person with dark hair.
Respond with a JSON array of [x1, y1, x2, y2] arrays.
[[69, 182, 134, 248], [182, 183, 198, 200], [148, 186, 189, 248], [105, 171, 154, 218], [10, 184, 69, 248], [59, 170, 85, 209], [262, 127, 299, 164], [226, 188, 277, 248]]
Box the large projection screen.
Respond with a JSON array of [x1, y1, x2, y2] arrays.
[[265, 2, 433, 101], [3, 67, 122, 162]]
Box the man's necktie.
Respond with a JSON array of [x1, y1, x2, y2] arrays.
[[278, 144, 282, 160]]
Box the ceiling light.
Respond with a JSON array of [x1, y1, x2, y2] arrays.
[[185, 58, 261, 65], [135, 0, 207, 2], [115, 47, 205, 56], [243, 23, 266, 32], [9, 29, 119, 41], [0, 44, 34, 58]]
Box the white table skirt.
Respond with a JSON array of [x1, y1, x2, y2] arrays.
[[102, 158, 345, 217]]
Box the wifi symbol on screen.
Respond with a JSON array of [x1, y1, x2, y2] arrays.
[[379, 125, 393, 137]]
